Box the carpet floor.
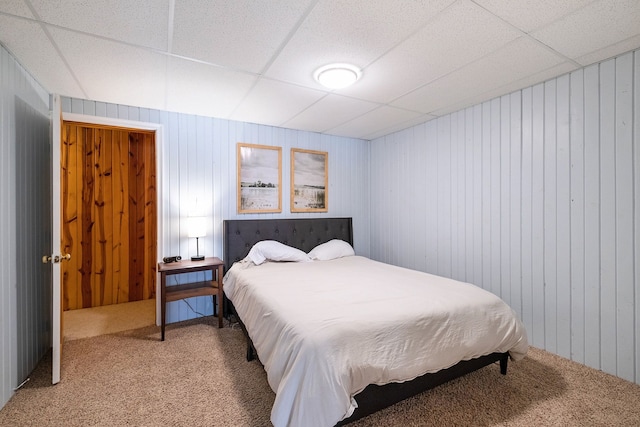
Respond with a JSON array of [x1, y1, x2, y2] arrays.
[[1, 317, 639, 426]]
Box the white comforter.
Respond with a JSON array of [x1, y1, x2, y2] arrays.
[[223, 256, 528, 427]]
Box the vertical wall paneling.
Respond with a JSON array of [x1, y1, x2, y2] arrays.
[[202, 116, 213, 258], [403, 129, 422, 268], [70, 98, 83, 115], [370, 135, 382, 258], [95, 101, 107, 118], [0, 43, 51, 409], [569, 69, 586, 364], [0, 48, 10, 408], [437, 115, 452, 277], [543, 79, 558, 354], [400, 128, 414, 269], [490, 98, 501, 298], [614, 53, 634, 382], [427, 121, 438, 273], [583, 63, 601, 370], [455, 111, 466, 282], [450, 114, 459, 279], [61, 96, 71, 114], [472, 105, 483, 290], [201, 116, 215, 316], [106, 102, 118, 119], [509, 91, 522, 319], [414, 123, 428, 272], [213, 117, 228, 257], [82, 99, 95, 116], [464, 108, 474, 284], [520, 87, 534, 336], [531, 84, 545, 349], [499, 95, 511, 306], [481, 102, 491, 291], [556, 74, 572, 360], [370, 47, 640, 385], [446, 114, 456, 271], [177, 113, 193, 321], [634, 50, 640, 385], [599, 58, 617, 375], [15, 96, 51, 384], [167, 112, 180, 255], [389, 132, 399, 265]]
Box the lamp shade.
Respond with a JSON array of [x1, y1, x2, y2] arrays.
[[187, 216, 207, 238]]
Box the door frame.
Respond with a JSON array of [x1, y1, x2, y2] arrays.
[[60, 112, 165, 326], [52, 95, 62, 384]]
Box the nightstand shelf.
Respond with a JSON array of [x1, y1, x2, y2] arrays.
[[158, 257, 224, 341], [165, 281, 218, 301]]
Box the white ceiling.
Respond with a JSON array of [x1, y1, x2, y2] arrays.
[[1, 0, 639, 140]]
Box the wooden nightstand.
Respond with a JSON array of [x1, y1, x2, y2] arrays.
[[158, 257, 224, 341]]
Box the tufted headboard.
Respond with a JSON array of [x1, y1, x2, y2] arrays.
[[223, 217, 353, 271]]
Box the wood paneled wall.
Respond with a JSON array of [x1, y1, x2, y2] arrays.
[[61, 124, 156, 310], [0, 43, 51, 410], [371, 49, 640, 385]]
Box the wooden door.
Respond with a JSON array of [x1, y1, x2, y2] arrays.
[[61, 123, 157, 310]]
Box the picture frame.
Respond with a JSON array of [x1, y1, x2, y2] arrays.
[[291, 148, 328, 213], [237, 143, 282, 213]]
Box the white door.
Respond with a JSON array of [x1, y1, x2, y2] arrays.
[[51, 94, 63, 384]]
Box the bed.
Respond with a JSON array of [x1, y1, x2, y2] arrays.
[[222, 217, 528, 427]]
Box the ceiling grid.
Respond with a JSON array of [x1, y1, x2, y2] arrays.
[[0, 0, 638, 139]]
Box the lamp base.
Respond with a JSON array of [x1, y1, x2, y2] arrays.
[[191, 255, 205, 261]]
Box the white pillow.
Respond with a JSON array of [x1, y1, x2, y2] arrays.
[[308, 239, 355, 261], [246, 240, 310, 265]]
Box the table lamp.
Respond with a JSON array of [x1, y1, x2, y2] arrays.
[[187, 216, 206, 261]]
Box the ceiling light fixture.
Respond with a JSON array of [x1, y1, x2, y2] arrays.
[[314, 63, 361, 89]]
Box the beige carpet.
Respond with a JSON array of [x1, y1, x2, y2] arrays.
[[1, 317, 639, 426], [63, 299, 156, 341]]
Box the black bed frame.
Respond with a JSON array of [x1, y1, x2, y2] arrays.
[[223, 217, 508, 425]]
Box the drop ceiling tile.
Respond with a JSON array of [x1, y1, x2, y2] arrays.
[[172, 0, 314, 73], [230, 78, 326, 127], [345, 0, 521, 104], [29, 0, 169, 50], [473, 0, 594, 32], [531, 0, 640, 60], [326, 105, 424, 139], [363, 113, 435, 140], [430, 61, 578, 117], [0, 15, 84, 97], [575, 34, 640, 66], [392, 36, 566, 114], [283, 94, 379, 133], [48, 27, 167, 110], [165, 57, 258, 119], [265, 0, 455, 88], [0, 0, 35, 19]]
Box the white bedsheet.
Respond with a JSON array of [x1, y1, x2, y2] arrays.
[[223, 256, 528, 427]]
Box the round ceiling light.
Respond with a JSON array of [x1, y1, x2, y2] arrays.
[[314, 63, 361, 89]]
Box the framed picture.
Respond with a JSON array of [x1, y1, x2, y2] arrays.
[[237, 143, 282, 213], [291, 148, 328, 213]]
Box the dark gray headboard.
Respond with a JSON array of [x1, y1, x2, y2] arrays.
[[223, 217, 353, 271]]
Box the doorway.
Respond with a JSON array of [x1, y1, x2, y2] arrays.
[[60, 121, 157, 338]]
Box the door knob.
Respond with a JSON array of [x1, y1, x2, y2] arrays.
[[41, 254, 71, 264]]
